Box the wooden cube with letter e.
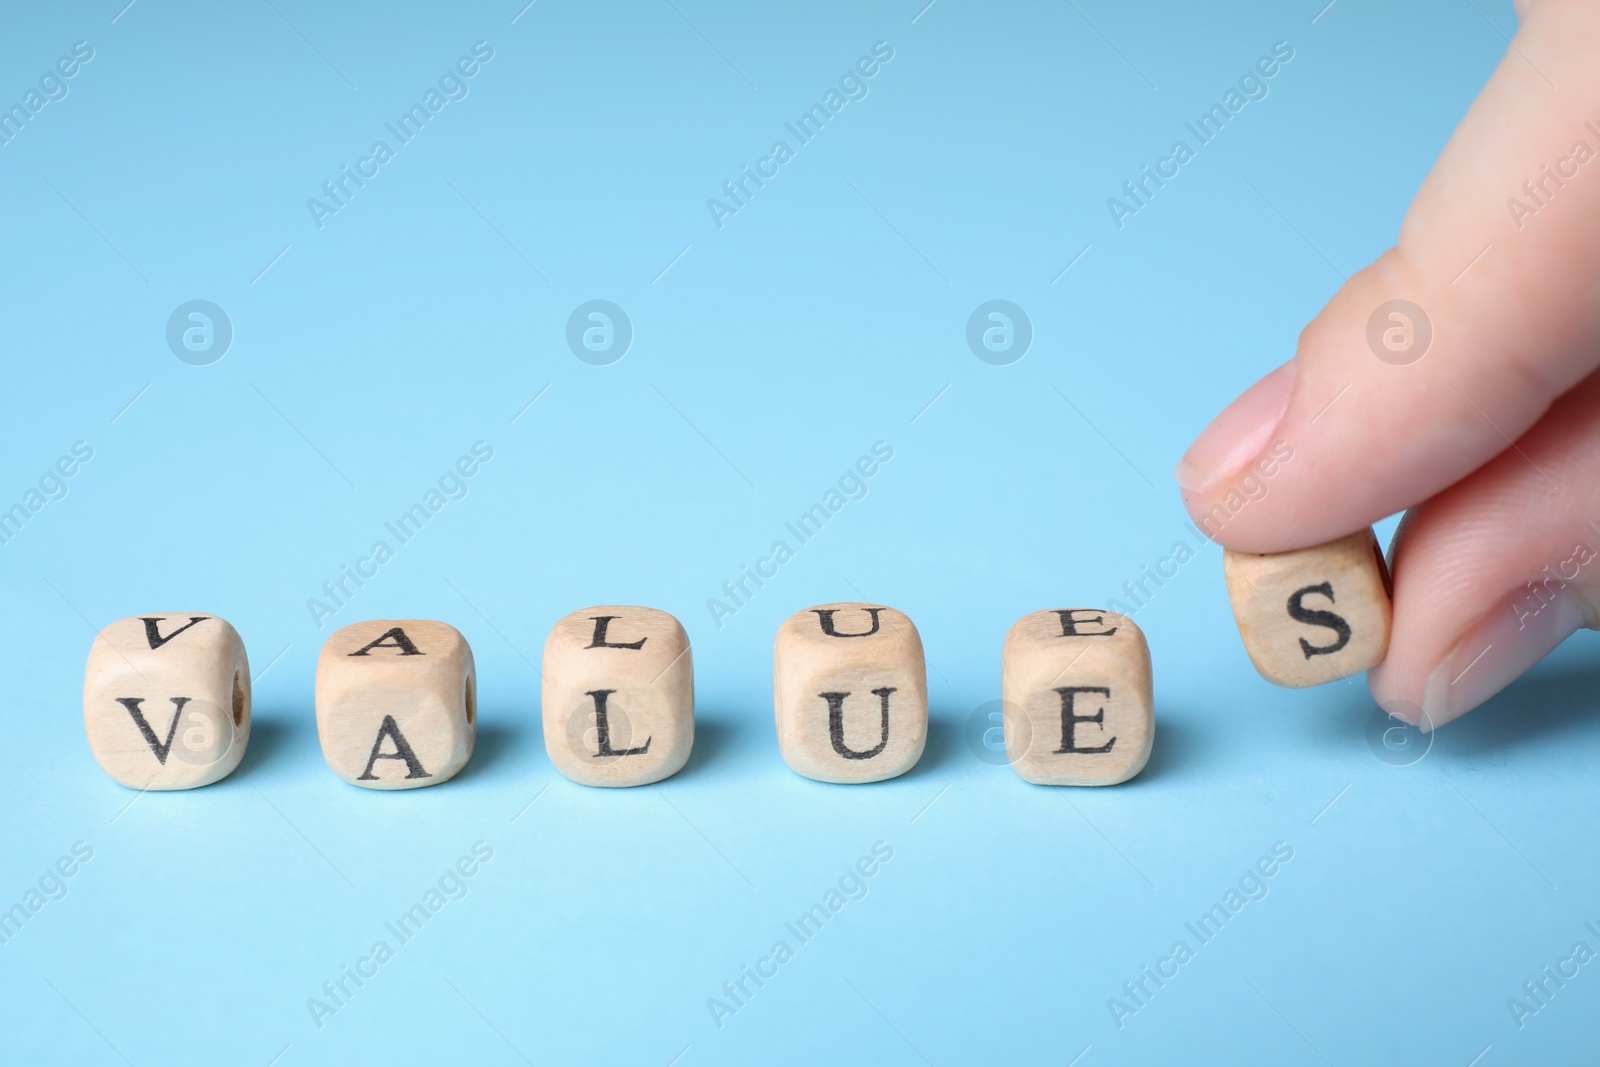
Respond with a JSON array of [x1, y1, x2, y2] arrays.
[[1224, 529, 1392, 687], [774, 602, 927, 784], [1001, 609, 1153, 786], [315, 620, 475, 789]]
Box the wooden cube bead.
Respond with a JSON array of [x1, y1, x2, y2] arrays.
[[315, 620, 475, 789], [541, 606, 694, 787], [1001, 610, 1153, 786], [1223, 528, 1393, 688], [83, 614, 251, 790], [773, 603, 927, 784]]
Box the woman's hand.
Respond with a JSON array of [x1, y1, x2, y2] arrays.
[[1176, 0, 1600, 730]]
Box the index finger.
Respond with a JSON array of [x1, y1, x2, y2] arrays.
[[1176, 0, 1600, 552]]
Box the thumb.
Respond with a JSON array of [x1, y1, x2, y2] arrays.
[[1176, 0, 1600, 552]]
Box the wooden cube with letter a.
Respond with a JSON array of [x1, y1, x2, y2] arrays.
[[315, 620, 475, 789], [541, 606, 694, 787], [1223, 529, 1392, 687], [1001, 610, 1153, 786], [774, 603, 927, 784], [84, 614, 252, 789]]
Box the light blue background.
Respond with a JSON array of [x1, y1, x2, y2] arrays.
[[1, 1, 1590, 1064]]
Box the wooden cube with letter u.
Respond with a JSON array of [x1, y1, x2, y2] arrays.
[[315, 620, 475, 789], [541, 606, 694, 787], [1001, 609, 1153, 786], [84, 613, 252, 790], [774, 603, 927, 784]]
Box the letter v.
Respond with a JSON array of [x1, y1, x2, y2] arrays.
[[139, 616, 209, 649], [116, 697, 190, 763]]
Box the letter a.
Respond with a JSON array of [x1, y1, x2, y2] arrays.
[[357, 715, 431, 780], [348, 627, 425, 657]]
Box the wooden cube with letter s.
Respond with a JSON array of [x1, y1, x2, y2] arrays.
[[1223, 529, 1393, 687]]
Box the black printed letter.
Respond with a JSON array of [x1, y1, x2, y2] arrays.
[[1286, 582, 1352, 659], [586, 616, 646, 650], [587, 690, 651, 756], [116, 697, 189, 763], [1052, 609, 1118, 637], [139, 617, 208, 650], [1053, 687, 1116, 754], [348, 627, 425, 657], [356, 715, 431, 780], [821, 688, 895, 759], [813, 608, 882, 638]]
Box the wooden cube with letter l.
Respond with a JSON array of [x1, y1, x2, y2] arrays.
[[84, 613, 252, 789], [541, 606, 694, 787], [1223, 529, 1392, 687], [1000, 609, 1153, 786], [774, 602, 927, 784], [315, 620, 475, 789]]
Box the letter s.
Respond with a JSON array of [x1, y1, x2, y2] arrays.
[[1286, 582, 1352, 659]]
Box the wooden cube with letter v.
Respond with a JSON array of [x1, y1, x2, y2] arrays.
[[316, 620, 475, 789], [1223, 529, 1392, 687], [541, 606, 694, 787], [1001, 609, 1153, 786], [774, 602, 927, 784], [84, 614, 252, 789]]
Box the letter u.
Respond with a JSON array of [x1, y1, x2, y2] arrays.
[[813, 607, 882, 637], [821, 688, 895, 759]]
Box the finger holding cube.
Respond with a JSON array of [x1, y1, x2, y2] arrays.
[[1224, 529, 1393, 688]]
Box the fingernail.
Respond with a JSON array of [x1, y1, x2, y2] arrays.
[[1175, 362, 1296, 494], [1418, 587, 1585, 732]]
